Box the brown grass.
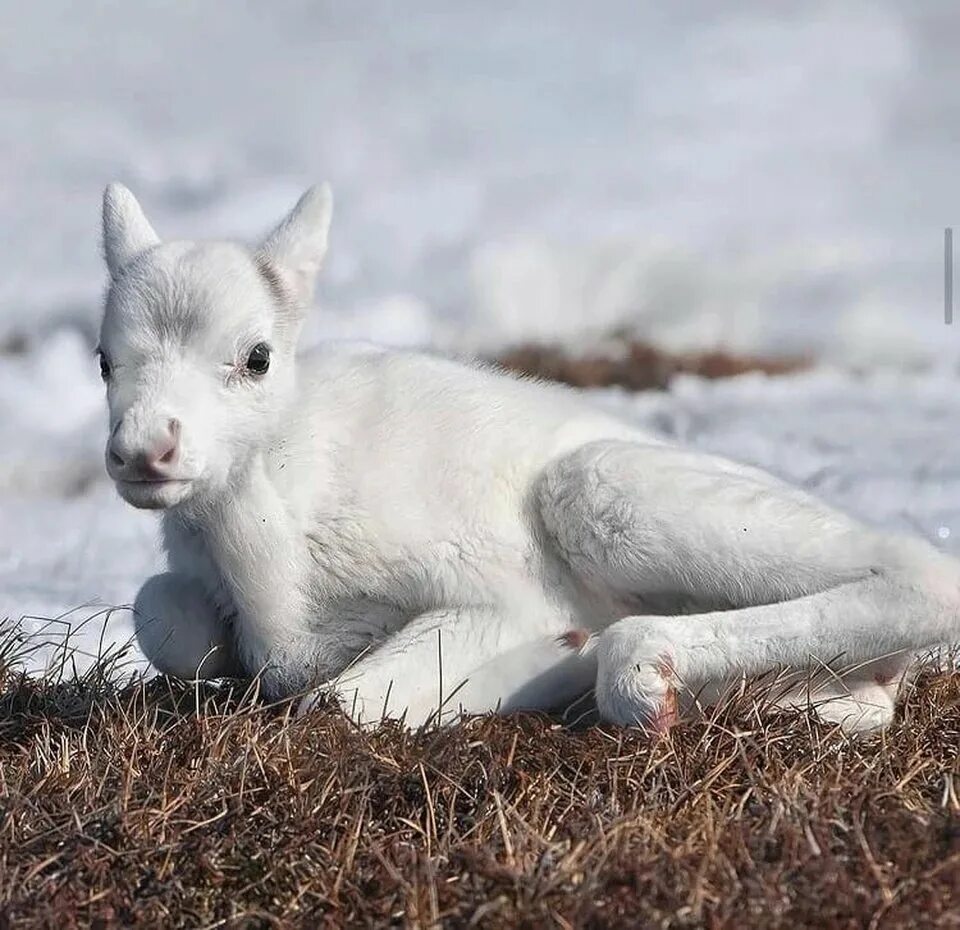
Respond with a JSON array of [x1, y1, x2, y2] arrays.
[[494, 340, 808, 391], [1, 659, 960, 929]]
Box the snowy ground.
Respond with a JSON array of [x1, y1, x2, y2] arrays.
[[2, 3, 960, 676]]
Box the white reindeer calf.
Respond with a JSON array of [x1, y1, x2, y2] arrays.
[[98, 182, 960, 734]]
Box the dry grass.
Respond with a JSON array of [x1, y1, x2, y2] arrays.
[[1, 657, 959, 929]]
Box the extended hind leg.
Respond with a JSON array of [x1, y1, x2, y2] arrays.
[[589, 581, 942, 733], [538, 439, 959, 731]]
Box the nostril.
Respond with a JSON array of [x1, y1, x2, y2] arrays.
[[156, 419, 181, 466], [157, 441, 178, 466], [109, 446, 125, 468]]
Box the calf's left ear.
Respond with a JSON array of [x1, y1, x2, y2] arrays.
[[102, 183, 161, 280], [256, 184, 333, 306]]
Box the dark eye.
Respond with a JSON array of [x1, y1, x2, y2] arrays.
[[97, 349, 111, 381], [245, 342, 271, 375]]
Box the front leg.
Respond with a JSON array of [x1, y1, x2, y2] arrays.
[[134, 572, 243, 680], [301, 605, 597, 727]]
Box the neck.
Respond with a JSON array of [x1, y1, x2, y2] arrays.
[[166, 448, 311, 656]]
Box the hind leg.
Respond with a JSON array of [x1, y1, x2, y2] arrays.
[[538, 439, 959, 731], [772, 653, 914, 733], [590, 583, 937, 732]]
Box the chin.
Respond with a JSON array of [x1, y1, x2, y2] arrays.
[[115, 479, 196, 510]]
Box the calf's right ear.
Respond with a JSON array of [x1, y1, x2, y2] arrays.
[[102, 184, 161, 280]]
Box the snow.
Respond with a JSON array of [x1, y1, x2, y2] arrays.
[[2, 3, 960, 677]]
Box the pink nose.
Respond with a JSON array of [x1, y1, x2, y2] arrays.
[[109, 418, 181, 478]]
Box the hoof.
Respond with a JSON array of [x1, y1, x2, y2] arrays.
[[647, 683, 679, 735], [596, 646, 681, 731]]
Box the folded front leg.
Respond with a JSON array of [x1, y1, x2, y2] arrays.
[[134, 572, 243, 680]]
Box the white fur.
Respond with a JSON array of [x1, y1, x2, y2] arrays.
[[98, 183, 960, 734]]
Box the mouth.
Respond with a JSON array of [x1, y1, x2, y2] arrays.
[[115, 477, 194, 509]]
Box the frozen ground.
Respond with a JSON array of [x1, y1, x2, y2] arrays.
[[2, 3, 960, 675]]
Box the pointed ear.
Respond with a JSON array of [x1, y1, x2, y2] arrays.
[[256, 184, 333, 305], [102, 183, 161, 280]]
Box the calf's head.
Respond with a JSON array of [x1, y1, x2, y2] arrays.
[[98, 183, 332, 509]]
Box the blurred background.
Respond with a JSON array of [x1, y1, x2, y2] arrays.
[[2, 2, 959, 669]]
